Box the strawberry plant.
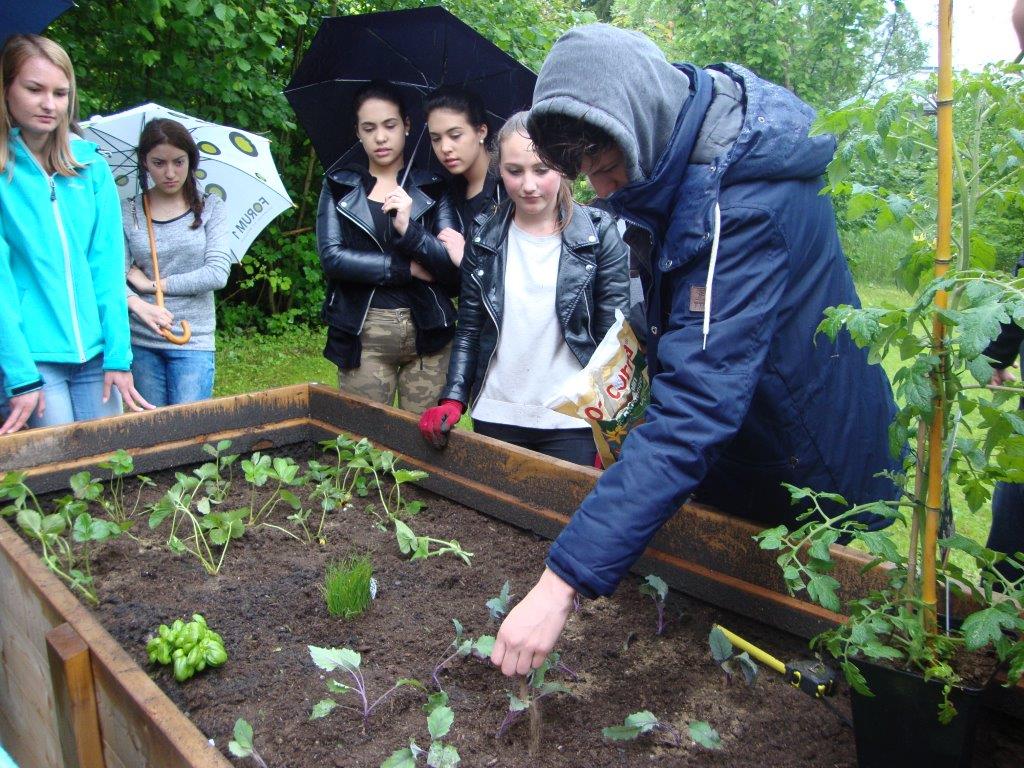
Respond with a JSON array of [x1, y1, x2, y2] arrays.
[[241, 452, 304, 526], [394, 520, 473, 565], [308, 645, 424, 732], [148, 473, 247, 575], [1, 471, 124, 603]]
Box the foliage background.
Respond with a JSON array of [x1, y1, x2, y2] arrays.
[[50, 0, 935, 332]]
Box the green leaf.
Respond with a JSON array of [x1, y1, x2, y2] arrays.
[[426, 742, 460, 768], [806, 573, 842, 613], [688, 721, 722, 749], [639, 574, 668, 601], [623, 710, 659, 732], [308, 645, 360, 672], [310, 698, 337, 720], [395, 520, 418, 555], [228, 718, 253, 756], [602, 724, 642, 741], [427, 705, 455, 740], [381, 747, 418, 768], [961, 606, 1018, 650], [423, 691, 449, 715], [708, 626, 733, 663], [472, 635, 495, 658], [756, 525, 789, 550]]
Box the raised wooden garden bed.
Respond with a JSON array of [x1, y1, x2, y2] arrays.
[[0, 384, 1017, 767]]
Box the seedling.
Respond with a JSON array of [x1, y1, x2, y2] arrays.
[[97, 449, 154, 522], [228, 718, 269, 768], [486, 581, 512, 621], [496, 652, 570, 753], [394, 520, 473, 565], [146, 613, 228, 682], [708, 626, 759, 686], [430, 621, 493, 689], [1, 471, 124, 604], [241, 453, 304, 526], [148, 475, 247, 575], [639, 574, 669, 635], [308, 645, 424, 732], [322, 555, 375, 619], [197, 440, 239, 503], [603, 711, 722, 750], [381, 692, 461, 767]]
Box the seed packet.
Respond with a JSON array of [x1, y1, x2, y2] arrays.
[[546, 310, 649, 467]]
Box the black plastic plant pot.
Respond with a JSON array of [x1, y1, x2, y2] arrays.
[[849, 657, 986, 768]]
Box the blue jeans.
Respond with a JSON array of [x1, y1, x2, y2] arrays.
[[30, 354, 123, 428], [131, 345, 215, 407]]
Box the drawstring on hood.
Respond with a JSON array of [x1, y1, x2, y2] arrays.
[[531, 23, 691, 183], [703, 203, 721, 351]]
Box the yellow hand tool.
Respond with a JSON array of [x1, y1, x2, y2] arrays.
[[713, 624, 836, 699]]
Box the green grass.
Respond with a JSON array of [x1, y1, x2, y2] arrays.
[[322, 555, 374, 619], [214, 325, 334, 397]]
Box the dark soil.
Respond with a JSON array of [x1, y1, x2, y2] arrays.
[[25, 443, 1024, 767]]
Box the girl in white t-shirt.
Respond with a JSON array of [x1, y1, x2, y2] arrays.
[[418, 112, 629, 465]]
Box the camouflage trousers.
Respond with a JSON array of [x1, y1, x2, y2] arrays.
[[338, 308, 451, 413]]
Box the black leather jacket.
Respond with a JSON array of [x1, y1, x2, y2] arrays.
[[316, 165, 459, 342], [440, 199, 630, 407]]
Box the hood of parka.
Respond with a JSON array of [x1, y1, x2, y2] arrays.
[[530, 23, 691, 184]]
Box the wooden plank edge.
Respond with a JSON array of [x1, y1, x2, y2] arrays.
[[0, 520, 230, 767]]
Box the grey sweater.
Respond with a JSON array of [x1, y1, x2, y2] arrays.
[[122, 193, 232, 351]]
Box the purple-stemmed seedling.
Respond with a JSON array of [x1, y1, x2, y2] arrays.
[[639, 574, 669, 635], [431, 619, 473, 690], [603, 711, 722, 750], [495, 651, 570, 753], [308, 645, 423, 733]]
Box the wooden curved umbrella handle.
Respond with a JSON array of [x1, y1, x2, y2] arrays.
[[142, 194, 192, 346], [160, 320, 192, 345]]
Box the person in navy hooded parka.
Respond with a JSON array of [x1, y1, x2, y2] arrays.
[[490, 24, 901, 676]]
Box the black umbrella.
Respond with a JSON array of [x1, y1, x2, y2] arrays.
[[284, 6, 536, 174], [1, 1, 74, 44]]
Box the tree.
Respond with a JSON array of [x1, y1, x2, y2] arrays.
[[48, 0, 592, 329], [610, 0, 926, 110]]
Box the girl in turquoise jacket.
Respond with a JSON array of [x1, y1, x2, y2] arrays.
[[0, 35, 151, 434]]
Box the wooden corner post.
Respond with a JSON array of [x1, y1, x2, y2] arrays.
[[45, 623, 106, 768]]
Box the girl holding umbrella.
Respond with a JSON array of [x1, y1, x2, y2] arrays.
[[317, 80, 459, 412], [0, 34, 151, 435], [425, 86, 503, 266], [418, 112, 629, 464], [121, 117, 233, 406]]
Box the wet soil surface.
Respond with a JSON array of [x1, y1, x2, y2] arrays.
[[24, 443, 1024, 767]]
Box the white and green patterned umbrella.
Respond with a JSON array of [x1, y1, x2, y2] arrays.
[[82, 103, 293, 262]]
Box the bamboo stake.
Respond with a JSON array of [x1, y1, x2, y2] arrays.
[[922, 0, 955, 633]]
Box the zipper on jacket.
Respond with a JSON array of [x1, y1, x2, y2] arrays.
[[335, 199, 382, 332], [428, 287, 449, 327], [467, 270, 502, 411], [19, 136, 87, 362]]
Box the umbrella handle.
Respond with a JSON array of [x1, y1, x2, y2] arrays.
[[142, 193, 192, 346], [159, 320, 192, 345]]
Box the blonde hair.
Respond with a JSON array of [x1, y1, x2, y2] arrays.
[[0, 35, 82, 176], [496, 110, 574, 231]]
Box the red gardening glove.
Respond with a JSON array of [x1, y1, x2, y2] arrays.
[[419, 400, 464, 448]]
